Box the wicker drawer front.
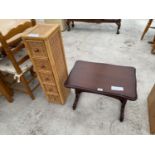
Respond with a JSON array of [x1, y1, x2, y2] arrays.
[[28, 41, 47, 57], [44, 84, 58, 95], [47, 94, 61, 103], [39, 72, 55, 85], [33, 58, 51, 71]]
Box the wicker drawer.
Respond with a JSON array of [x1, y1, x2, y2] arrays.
[[28, 41, 47, 57], [39, 72, 56, 85], [44, 84, 58, 95], [33, 58, 51, 71], [47, 94, 61, 103]]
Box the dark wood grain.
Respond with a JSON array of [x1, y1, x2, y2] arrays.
[[65, 60, 137, 122], [66, 19, 121, 34]]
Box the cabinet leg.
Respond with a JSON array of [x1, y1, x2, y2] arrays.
[[73, 89, 81, 110], [119, 99, 127, 122]]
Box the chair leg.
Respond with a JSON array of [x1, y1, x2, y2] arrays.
[[0, 73, 13, 103], [151, 35, 155, 54], [20, 75, 35, 100], [141, 19, 153, 40], [30, 67, 36, 77]]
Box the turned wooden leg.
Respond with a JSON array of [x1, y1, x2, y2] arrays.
[[116, 20, 121, 34], [119, 99, 127, 122], [73, 89, 81, 110], [141, 19, 153, 40]]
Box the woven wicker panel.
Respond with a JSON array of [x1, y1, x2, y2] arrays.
[[49, 31, 69, 101]]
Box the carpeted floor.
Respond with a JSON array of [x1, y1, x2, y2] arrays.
[[0, 19, 155, 134]]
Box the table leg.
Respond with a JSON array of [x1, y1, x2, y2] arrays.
[[119, 98, 127, 122], [66, 20, 71, 31], [116, 20, 121, 34], [72, 21, 75, 27], [73, 89, 81, 110]]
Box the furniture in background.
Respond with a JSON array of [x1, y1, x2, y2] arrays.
[[0, 19, 36, 56], [65, 60, 137, 122], [0, 72, 13, 102], [0, 19, 39, 100], [140, 19, 155, 54], [141, 19, 154, 40], [148, 84, 155, 134], [66, 19, 121, 34], [22, 24, 70, 104]]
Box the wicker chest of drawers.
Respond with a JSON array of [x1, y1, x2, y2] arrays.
[[22, 24, 69, 104]]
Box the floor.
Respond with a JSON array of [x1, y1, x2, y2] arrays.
[[0, 19, 155, 135]]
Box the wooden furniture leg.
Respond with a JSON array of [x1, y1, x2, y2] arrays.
[[20, 75, 35, 100], [151, 35, 155, 54], [0, 74, 13, 103], [66, 20, 71, 31], [116, 20, 121, 34], [141, 19, 153, 40], [119, 98, 127, 122], [73, 89, 81, 110], [72, 20, 74, 28]]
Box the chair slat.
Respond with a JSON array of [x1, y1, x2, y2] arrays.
[[12, 42, 25, 54], [17, 55, 29, 65], [4, 21, 33, 40]]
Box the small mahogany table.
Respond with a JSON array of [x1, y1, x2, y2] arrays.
[[66, 19, 121, 34], [64, 61, 137, 122]]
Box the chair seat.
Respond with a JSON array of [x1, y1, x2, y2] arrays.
[[0, 48, 32, 75]]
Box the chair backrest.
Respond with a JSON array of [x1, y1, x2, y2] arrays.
[[0, 19, 36, 74]]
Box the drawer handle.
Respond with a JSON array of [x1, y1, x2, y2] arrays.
[[34, 48, 40, 53], [41, 65, 46, 69]]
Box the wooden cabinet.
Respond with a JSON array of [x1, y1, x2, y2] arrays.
[[22, 24, 69, 104]]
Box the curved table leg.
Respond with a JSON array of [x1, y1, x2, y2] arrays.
[[73, 89, 81, 110], [119, 98, 127, 122]]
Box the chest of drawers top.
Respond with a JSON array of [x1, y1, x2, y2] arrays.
[[22, 24, 59, 40]]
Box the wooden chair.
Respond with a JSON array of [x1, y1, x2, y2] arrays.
[[0, 19, 36, 56], [0, 19, 39, 100]]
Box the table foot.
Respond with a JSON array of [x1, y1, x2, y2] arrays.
[[119, 99, 127, 122], [73, 89, 81, 110]]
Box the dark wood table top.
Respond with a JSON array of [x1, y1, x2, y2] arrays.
[[65, 60, 137, 100]]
